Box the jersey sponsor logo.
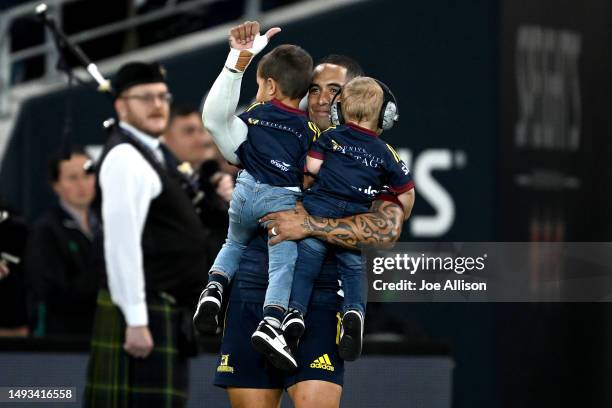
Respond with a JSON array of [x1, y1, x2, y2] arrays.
[[330, 139, 383, 168], [359, 156, 382, 168], [310, 353, 335, 371], [217, 354, 234, 373], [270, 159, 291, 172], [331, 139, 344, 153], [247, 118, 304, 139], [353, 185, 381, 197]]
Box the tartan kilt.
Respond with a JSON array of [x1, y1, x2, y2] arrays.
[[83, 290, 189, 408]]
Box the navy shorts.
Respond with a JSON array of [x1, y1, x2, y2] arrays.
[[214, 299, 344, 389]]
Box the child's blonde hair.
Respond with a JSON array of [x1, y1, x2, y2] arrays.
[[340, 77, 384, 125]]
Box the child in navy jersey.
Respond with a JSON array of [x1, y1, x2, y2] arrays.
[[280, 77, 415, 362], [194, 41, 317, 372]]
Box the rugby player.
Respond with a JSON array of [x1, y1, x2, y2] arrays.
[[202, 21, 414, 408]]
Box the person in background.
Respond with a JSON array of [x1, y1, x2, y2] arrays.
[[0, 197, 29, 337], [163, 104, 234, 260], [84, 61, 208, 407], [23, 146, 99, 338]]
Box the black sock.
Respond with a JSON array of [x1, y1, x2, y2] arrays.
[[263, 305, 285, 327], [208, 273, 229, 291]]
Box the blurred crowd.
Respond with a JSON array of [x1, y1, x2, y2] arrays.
[[0, 103, 237, 341], [5, 0, 305, 84]]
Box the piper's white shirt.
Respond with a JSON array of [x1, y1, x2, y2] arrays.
[[99, 122, 164, 326]]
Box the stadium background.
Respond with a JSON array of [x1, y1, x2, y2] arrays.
[[1, 0, 611, 407]]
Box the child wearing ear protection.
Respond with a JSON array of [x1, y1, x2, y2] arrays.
[[279, 76, 415, 362]]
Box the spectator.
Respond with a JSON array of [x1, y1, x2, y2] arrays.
[[163, 104, 233, 263], [24, 146, 99, 338], [164, 105, 219, 170], [0, 198, 29, 337]]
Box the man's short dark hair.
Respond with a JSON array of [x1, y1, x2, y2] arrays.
[[169, 104, 200, 125], [317, 54, 364, 81], [257, 44, 313, 100], [48, 145, 90, 182]]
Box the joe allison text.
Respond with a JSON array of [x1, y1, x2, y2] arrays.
[[372, 279, 487, 292]]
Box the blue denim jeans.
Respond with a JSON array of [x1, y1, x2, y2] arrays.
[[289, 195, 368, 316], [211, 170, 300, 310]]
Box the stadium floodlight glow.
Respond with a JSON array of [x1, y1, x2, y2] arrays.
[[35, 3, 48, 15]]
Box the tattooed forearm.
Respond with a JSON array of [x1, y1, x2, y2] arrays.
[[303, 200, 404, 250]]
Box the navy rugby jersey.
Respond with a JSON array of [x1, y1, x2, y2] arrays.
[[305, 122, 414, 211], [236, 99, 319, 187]]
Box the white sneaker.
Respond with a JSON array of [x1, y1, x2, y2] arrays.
[[193, 283, 222, 334], [251, 320, 298, 372]]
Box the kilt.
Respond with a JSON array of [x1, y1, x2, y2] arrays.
[[83, 290, 189, 408]]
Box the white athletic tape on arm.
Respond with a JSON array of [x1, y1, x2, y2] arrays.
[[224, 34, 270, 72]]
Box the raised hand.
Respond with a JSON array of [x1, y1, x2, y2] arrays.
[[229, 21, 281, 51]]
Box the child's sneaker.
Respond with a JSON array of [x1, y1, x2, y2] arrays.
[[338, 309, 364, 361], [251, 318, 298, 372], [281, 309, 305, 342], [193, 282, 223, 334]]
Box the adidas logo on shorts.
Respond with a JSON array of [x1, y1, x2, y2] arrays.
[[310, 354, 335, 372]]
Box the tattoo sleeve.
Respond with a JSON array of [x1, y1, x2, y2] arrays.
[[303, 200, 404, 250]]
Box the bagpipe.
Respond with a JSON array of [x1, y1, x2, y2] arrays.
[[34, 3, 112, 173]]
